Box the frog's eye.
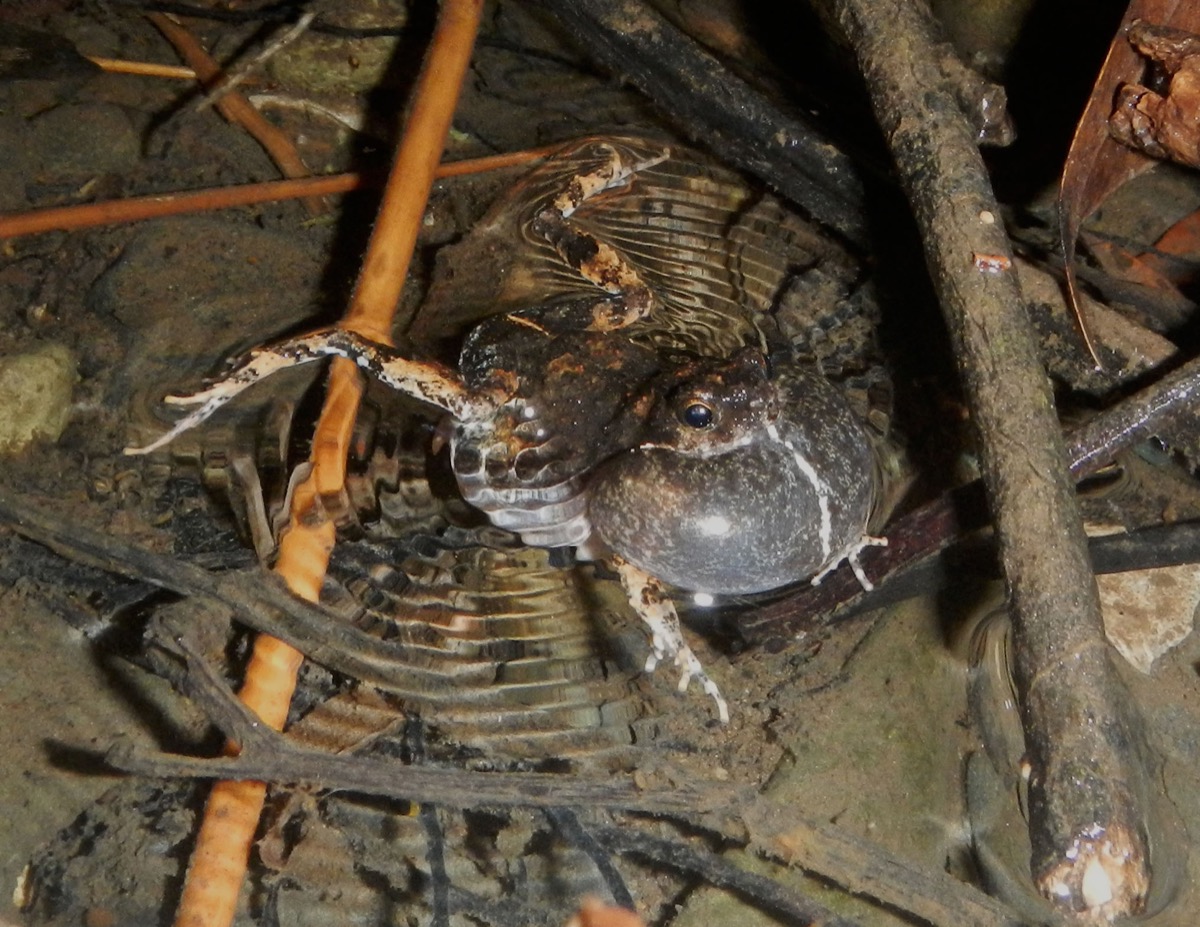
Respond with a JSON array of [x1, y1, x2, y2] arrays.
[[681, 401, 714, 429]]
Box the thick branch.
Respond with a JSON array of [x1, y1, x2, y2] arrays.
[[824, 0, 1152, 918]]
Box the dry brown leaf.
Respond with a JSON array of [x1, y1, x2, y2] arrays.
[[1058, 0, 1200, 363], [1112, 21, 1200, 168]]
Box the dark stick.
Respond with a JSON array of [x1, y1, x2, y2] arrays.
[[588, 824, 863, 927], [105, 739, 743, 817], [419, 803, 452, 927], [823, 0, 1152, 917], [1066, 351, 1200, 480], [443, 886, 547, 927], [745, 809, 1026, 927], [543, 808, 636, 911], [535, 0, 869, 247]]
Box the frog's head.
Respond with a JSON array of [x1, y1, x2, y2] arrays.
[[637, 349, 780, 458]]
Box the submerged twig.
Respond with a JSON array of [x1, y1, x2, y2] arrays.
[[86, 55, 198, 80], [195, 12, 316, 112], [0, 147, 555, 239], [419, 803, 452, 927], [106, 743, 737, 817], [589, 824, 862, 927], [544, 808, 636, 911], [747, 810, 1025, 927], [1066, 351, 1200, 479], [824, 0, 1153, 917]]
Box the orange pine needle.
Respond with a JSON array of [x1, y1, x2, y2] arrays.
[[86, 55, 198, 80], [170, 1, 484, 925], [566, 897, 647, 927], [0, 147, 554, 240]]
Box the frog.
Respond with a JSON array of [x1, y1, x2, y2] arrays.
[[127, 136, 900, 723]]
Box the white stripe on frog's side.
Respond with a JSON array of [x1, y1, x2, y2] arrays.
[[767, 420, 833, 563], [768, 418, 887, 592]]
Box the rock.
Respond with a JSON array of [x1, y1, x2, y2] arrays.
[[26, 102, 140, 178], [0, 342, 77, 455], [1098, 565, 1200, 674]]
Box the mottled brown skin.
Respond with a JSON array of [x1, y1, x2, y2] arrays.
[[453, 307, 883, 597]]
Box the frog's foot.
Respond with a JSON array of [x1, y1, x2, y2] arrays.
[[123, 343, 307, 455], [124, 329, 490, 456], [811, 534, 889, 592], [550, 141, 671, 219], [610, 555, 729, 724]]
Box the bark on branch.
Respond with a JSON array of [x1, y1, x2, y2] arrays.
[[822, 0, 1154, 918]]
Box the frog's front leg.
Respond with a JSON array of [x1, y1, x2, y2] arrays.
[[811, 534, 890, 592], [125, 328, 500, 455], [531, 143, 670, 332], [610, 554, 730, 724]]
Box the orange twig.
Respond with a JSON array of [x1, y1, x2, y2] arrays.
[[0, 174, 361, 239], [170, 1, 484, 925], [147, 12, 323, 215], [86, 55, 198, 80], [567, 898, 647, 927], [0, 147, 555, 239]]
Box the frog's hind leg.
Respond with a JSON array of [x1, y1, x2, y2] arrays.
[[531, 143, 671, 331], [610, 554, 730, 724], [125, 329, 489, 456]]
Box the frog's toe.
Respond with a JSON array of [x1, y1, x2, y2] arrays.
[[672, 645, 729, 723]]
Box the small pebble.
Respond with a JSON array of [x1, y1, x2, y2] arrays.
[[0, 342, 78, 455]]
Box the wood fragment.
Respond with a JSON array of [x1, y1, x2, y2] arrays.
[[588, 824, 864, 927], [1065, 352, 1200, 478], [86, 55, 198, 80], [195, 12, 316, 112], [107, 743, 739, 817], [822, 0, 1154, 917], [748, 811, 1025, 927], [565, 898, 646, 927]]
